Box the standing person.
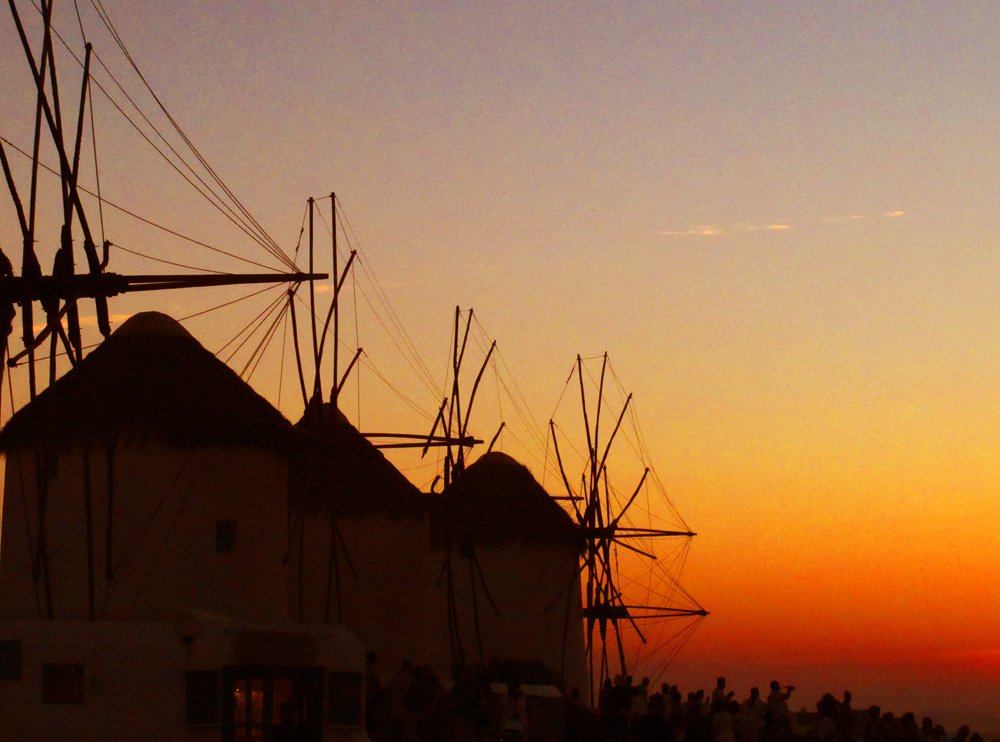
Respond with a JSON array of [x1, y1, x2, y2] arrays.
[[765, 681, 794, 742], [920, 718, 935, 742], [713, 698, 736, 742], [900, 713, 921, 742], [816, 694, 839, 742], [862, 706, 883, 742], [365, 651, 386, 739], [739, 688, 767, 742], [599, 678, 614, 732], [696, 690, 714, 742], [384, 659, 413, 742], [669, 687, 685, 741], [876, 712, 901, 742], [450, 664, 480, 742], [713, 678, 735, 706], [634, 693, 673, 742], [610, 675, 630, 739], [412, 665, 447, 742], [686, 692, 705, 742], [838, 692, 856, 742], [629, 677, 650, 731]]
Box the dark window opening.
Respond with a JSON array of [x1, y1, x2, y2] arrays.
[[0, 639, 22, 680], [42, 663, 84, 704], [216, 520, 237, 553], [186, 670, 222, 724]]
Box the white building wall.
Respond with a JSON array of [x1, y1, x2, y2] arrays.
[[0, 620, 367, 742], [290, 507, 588, 696], [439, 540, 589, 695], [290, 511, 447, 673], [0, 442, 289, 623]]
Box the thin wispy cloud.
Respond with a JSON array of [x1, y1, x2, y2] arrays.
[[657, 223, 790, 236], [825, 210, 905, 224], [731, 222, 793, 231], [660, 209, 905, 237], [657, 227, 723, 237]]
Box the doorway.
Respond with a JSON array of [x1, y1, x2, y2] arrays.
[[221, 665, 323, 742]]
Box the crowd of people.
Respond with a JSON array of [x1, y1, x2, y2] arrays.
[[592, 675, 995, 742], [364, 653, 532, 742], [361, 655, 995, 742]]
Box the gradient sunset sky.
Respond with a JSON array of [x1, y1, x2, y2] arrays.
[[3, 1, 1000, 730]]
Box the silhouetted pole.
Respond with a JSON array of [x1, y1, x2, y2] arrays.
[[332, 193, 338, 412]]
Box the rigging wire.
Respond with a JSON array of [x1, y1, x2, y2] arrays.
[[87, 0, 293, 268], [66, 0, 109, 249], [357, 353, 435, 423], [219, 291, 287, 365], [100, 448, 198, 614], [349, 269, 442, 409], [11, 282, 295, 374], [277, 309, 288, 412], [5, 378, 43, 616], [336, 197, 439, 396], [87, 59, 105, 246], [543, 353, 704, 683], [284, 288, 437, 423], [643, 614, 706, 686], [0, 135, 287, 273], [306, 197, 442, 411], [109, 242, 226, 274], [122, 451, 215, 620], [469, 313, 549, 453], [88, 49, 294, 268], [240, 297, 288, 382], [71, 0, 85, 40], [15, 2, 294, 269], [177, 282, 285, 324]]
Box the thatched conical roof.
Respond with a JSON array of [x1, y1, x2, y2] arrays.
[[433, 451, 581, 547], [290, 404, 424, 518], [0, 311, 297, 452]]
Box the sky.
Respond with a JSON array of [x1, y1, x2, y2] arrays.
[[3, 0, 1000, 732]]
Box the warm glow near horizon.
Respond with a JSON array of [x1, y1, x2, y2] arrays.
[[3, 0, 1000, 732]]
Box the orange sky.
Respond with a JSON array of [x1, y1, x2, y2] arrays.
[[3, 0, 1000, 732]]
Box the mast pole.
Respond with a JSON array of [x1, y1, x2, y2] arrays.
[[332, 192, 338, 412], [288, 289, 309, 409], [308, 197, 319, 399]]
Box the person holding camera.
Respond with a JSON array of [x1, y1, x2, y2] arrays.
[[765, 681, 795, 742]]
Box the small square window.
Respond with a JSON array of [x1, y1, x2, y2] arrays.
[[42, 663, 84, 704], [0, 639, 22, 680], [216, 520, 236, 553]]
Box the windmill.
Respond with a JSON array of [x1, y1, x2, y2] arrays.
[[0, 1, 333, 624], [1, 2, 705, 711], [0, 0, 325, 412], [548, 353, 708, 703]]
